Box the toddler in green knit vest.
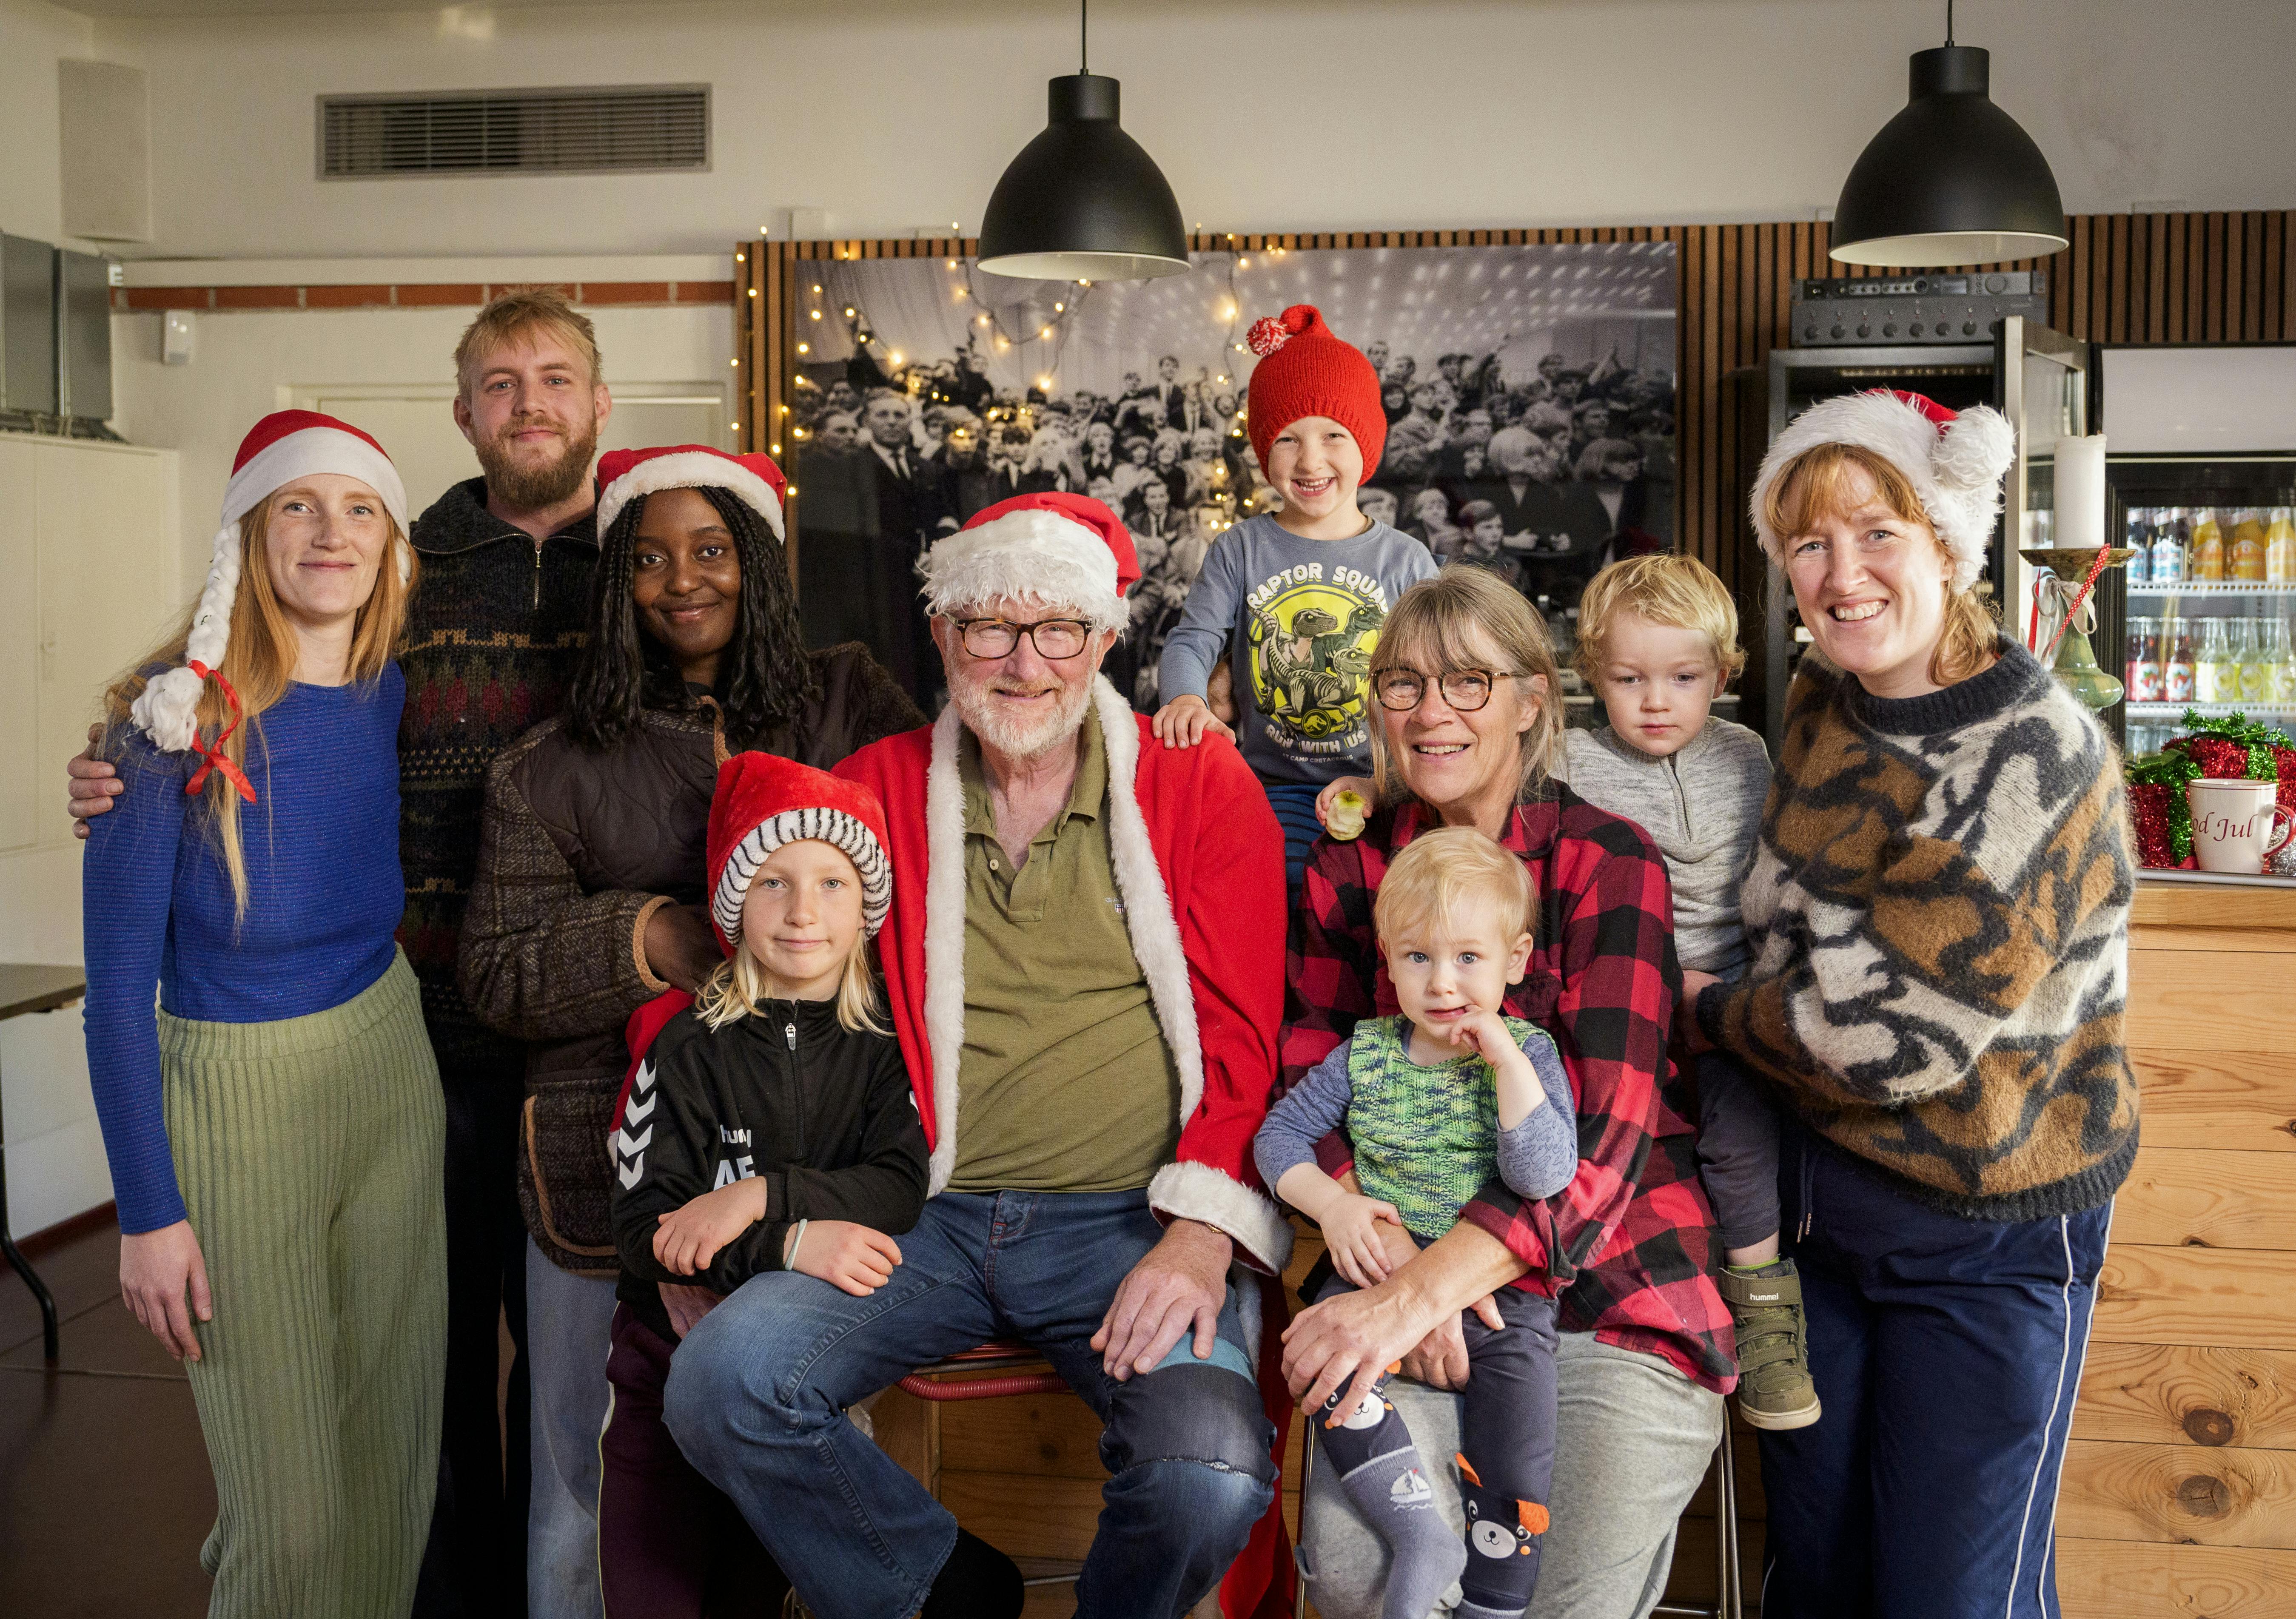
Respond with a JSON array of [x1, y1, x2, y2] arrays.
[[1255, 828, 1576, 1619]]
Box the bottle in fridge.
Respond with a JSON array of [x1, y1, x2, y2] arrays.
[[2124, 508, 2151, 585], [2193, 618, 2231, 702], [2191, 507, 2226, 581], [2126, 617, 2161, 703], [2237, 618, 2271, 703], [2230, 508, 2269, 581], [2269, 507, 2296, 584], [2152, 508, 2188, 583], [2264, 617, 2296, 703], [2164, 618, 2196, 703]]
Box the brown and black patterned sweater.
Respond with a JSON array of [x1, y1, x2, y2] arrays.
[[1695, 640, 2139, 1223], [399, 477, 598, 1084]]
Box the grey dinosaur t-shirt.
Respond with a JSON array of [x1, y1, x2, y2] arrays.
[[1156, 513, 1438, 785]]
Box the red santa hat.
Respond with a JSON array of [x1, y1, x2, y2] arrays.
[[707, 751, 894, 949], [595, 444, 787, 542], [1243, 304, 1388, 480], [918, 491, 1139, 635], [1750, 389, 2016, 593], [131, 409, 412, 760]]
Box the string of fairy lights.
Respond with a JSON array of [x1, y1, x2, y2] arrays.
[[743, 231, 1674, 526]]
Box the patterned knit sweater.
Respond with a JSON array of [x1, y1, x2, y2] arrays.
[[1695, 640, 2138, 1222], [398, 478, 597, 1082]]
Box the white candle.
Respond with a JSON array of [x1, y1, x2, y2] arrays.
[[2056, 434, 2108, 552]]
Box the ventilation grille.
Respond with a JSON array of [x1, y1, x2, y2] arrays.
[[319, 85, 709, 179]]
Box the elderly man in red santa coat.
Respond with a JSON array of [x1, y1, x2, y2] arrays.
[[661, 491, 1297, 1619]]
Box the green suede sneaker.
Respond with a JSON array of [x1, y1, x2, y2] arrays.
[[1720, 1258, 1821, 1431]]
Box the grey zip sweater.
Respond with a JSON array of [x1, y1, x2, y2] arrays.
[[1559, 718, 1772, 977]]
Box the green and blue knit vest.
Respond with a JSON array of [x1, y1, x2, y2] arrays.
[[1350, 1014, 1547, 1240]]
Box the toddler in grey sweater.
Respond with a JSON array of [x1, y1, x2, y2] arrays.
[[1561, 554, 1820, 1432]]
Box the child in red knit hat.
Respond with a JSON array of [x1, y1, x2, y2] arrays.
[[1151, 304, 1439, 891], [601, 754, 1023, 1618]]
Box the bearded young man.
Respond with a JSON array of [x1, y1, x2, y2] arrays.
[[661, 493, 1298, 1619], [68, 287, 613, 1619]]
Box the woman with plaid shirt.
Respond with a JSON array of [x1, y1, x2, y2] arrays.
[[1280, 566, 1735, 1619]]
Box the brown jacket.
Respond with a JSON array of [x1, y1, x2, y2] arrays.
[[459, 642, 923, 1273]]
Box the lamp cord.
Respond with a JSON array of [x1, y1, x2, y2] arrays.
[[1081, 0, 1089, 73], [1946, 0, 1954, 46]]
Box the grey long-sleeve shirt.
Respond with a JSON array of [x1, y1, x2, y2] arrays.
[[1559, 718, 1772, 977], [1157, 513, 1438, 785]]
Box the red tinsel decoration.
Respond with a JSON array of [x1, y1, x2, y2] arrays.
[[2125, 709, 2296, 868]]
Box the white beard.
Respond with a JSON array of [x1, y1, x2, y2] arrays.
[[951, 669, 1094, 763]]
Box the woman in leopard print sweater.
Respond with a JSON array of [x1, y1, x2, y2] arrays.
[[1692, 391, 2136, 1619]]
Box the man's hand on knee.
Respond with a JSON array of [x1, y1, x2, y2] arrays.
[[1091, 1218, 1232, 1381]]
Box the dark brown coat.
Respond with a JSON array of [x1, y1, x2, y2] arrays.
[[459, 642, 923, 1274]]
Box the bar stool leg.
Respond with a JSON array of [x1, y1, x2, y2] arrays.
[[1716, 1407, 1741, 1619], [1293, 1411, 1317, 1619]]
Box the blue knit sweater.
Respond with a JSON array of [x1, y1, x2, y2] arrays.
[[82, 667, 408, 1233]]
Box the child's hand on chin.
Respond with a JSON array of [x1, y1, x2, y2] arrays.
[[1442, 1006, 1513, 1065], [788, 1220, 903, 1297]]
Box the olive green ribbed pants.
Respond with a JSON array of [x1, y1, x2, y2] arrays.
[[160, 951, 447, 1619]]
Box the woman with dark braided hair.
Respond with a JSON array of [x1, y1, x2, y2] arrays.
[[457, 446, 920, 1619]]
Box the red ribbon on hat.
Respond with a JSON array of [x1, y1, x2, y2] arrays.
[[182, 661, 258, 805]]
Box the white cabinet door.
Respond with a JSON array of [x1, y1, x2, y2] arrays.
[[0, 439, 35, 854], [32, 438, 181, 848]]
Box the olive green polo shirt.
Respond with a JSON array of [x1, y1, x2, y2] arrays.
[[946, 719, 1182, 1193]]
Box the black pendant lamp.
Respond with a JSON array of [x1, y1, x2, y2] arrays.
[[1829, 3, 2067, 267], [976, 0, 1190, 282]]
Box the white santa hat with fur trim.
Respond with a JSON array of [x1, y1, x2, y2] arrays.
[[132, 409, 411, 755], [918, 491, 1140, 635], [1749, 389, 2017, 593]]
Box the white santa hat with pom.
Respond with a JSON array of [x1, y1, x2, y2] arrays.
[[1749, 389, 2016, 593], [131, 410, 411, 764]]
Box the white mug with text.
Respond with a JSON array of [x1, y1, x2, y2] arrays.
[[2185, 777, 2296, 874]]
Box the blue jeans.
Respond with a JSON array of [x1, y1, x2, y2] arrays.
[[1759, 1123, 2110, 1619], [662, 1189, 1276, 1619], [525, 1240, 617, 1619]]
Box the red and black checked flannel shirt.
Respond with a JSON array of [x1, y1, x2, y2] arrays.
[[1281, 783, 1737, 1394]]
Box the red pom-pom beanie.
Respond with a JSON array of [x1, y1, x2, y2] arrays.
[[1243, 304, 1387, 480]]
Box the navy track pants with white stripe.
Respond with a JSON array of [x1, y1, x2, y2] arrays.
[[1756, 1120, 2111, 1619]]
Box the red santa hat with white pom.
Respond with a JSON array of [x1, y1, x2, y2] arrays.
[[1749, 389, 2017, 592], [594, 444, 787, 541], [706, 751, 893, 946], [917, 491, 1139, 634], [131, 410, 411, 771]]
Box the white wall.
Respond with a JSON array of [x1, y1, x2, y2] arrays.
[[75, 0, 2296, 263], [0, 0, 95, 245], [111, 292, 733, 587]]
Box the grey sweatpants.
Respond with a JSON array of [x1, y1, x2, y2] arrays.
[[1299, 1332, 1723, 1619]]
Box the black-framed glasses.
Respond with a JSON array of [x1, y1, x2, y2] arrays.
[[1372, 668, 1514, 712], [953, 617, 1092, 661]]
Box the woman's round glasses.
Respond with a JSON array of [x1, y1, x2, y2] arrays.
[[954, 617, 1091, 660], [1372, 669, 1510, 712]]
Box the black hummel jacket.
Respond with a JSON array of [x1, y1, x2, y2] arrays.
[[610, 995, 927, 1343]]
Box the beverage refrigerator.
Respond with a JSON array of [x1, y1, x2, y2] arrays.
[[2091, 343, 2296, 757]]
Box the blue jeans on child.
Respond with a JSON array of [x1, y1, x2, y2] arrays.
[[661, 1189, 1275, 1619], [1263, 780, 1327, 895], [1758, 1120, 2110, 1618]]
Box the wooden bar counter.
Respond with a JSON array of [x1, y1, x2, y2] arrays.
[[2057, 879, 2296, 1619], [867, 881, 2296, 1617]]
